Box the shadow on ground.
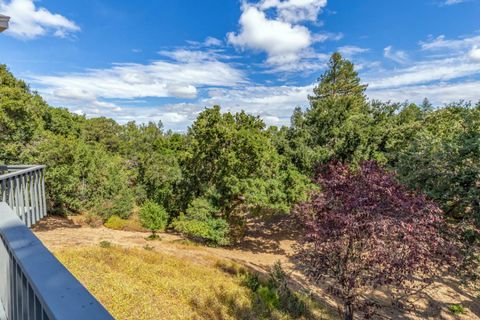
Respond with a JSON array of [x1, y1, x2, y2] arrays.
[[32, 214, 81, 232]]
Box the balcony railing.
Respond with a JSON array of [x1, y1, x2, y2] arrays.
[[0, 165, 113, 320], [0, 165, 47, 228]]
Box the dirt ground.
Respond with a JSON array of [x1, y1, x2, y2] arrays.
[[33, 215, 479, 320]]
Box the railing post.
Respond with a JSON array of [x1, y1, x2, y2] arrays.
[[41, 170, 47, 218]]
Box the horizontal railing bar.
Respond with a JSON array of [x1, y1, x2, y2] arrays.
[[0, 166, 46, 181], [0, 202, 113, 320]]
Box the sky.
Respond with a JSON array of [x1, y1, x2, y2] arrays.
[[1, 0, 479, 130]]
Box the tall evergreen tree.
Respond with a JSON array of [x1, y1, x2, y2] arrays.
[[309, 52, 367, 102]]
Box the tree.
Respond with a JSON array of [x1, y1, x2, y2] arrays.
[[285, 53, 378, 171], [139, 200, 169, 238], [295, 161, 456, 320], [183, 106, 311, 215], [0, 65, 46, 162], [420, 97, 433, 113], [396, 103, 480, 224], [309, 52, 367, 101]]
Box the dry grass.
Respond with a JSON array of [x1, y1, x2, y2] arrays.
[[54, 246, 330, 320]]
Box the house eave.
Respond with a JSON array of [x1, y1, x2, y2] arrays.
[[0, 14, 10, 33]]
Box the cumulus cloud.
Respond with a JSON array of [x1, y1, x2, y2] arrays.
[[228, 5, 311, 64], [227, 1, 332, 67], [0, 0, 79, 39]]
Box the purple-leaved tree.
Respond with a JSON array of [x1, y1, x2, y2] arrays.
[[295, 161, 456, 320]]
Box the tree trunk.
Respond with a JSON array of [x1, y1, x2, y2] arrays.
[[344, 301, 353, 320]]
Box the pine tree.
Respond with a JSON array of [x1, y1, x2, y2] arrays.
[[309, 52, 367, 102], [420, 97, 433, 112]]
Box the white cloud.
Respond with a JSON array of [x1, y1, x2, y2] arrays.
[[227, 1, 333, 67], [368, 80, 480, 105], [383, 46, 409, 64], [203, 36, 223, 46], [366, 34, 480, 90], [31, 49, 246, 113], [258, 0, 327, 23], [228, 4, 312, 64], [338, 45, 369, 57], [443, 0, 467, 5], [420, 34, 480, 52], [0, 0, 79, 39], [368, 57, 480, 89], [468, 45, 480, 62], [364, 34, 480, 105]]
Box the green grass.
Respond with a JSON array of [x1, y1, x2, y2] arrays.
[[55, 246, 331, 320]]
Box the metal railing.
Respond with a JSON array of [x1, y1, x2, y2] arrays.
[[0, 166, 114, 320], [0, 165, 47, 228]]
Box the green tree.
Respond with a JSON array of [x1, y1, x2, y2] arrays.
[[309, 52, 367, 101], [139, 200, 169, 237], [396, 103, 480, 223], [0, 65, 46, 162]]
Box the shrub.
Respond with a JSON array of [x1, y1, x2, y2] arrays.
[[104, 215, 129, 230], [448, 304, 466, 315], [171, 214, 230, 246], [257, 285, 279, 310], [99, 240, 112, 248], [268, 261, 307, 317], [139, 200, 168, 237], [104, 214, 145, 231], [171, 198, 230, 246]]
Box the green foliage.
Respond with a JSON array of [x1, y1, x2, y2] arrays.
[[310, 52, 367, 100], [183, 106, 312, 220], [448, 304, 466, 315], [2, 57, 480, 260], [99, 240, 112, 248], [171, 197, 230, 246], [104, 215, 129, 230], [172, 214, 230, 246], [257, 285, 280, 310], [286, 53, 378, 172], [395, 103, 480, 223], [0, 65, 45, 162], [139, 200, 169, 235]]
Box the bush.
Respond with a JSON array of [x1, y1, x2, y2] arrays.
[[448, 304, 466, 315], [257, 285, 280, 310], [139, 200, 168, 236], [171, 198, 230, 246], [99, 240, 112, 248], [104, 214, 145, 231], [171, 214, 230, 246], [104, 215, 129, 230]]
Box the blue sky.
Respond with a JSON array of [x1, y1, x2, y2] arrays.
[[1, 0, 479, 130]]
